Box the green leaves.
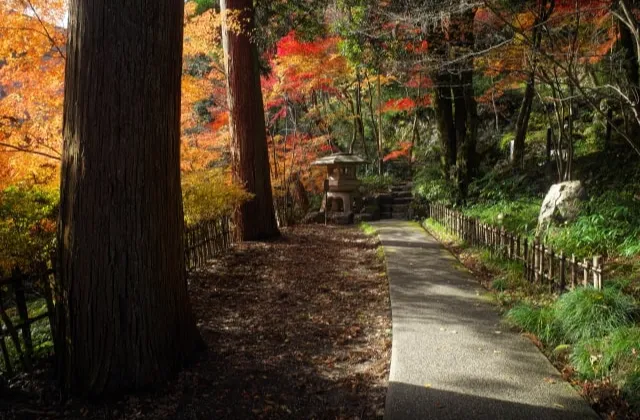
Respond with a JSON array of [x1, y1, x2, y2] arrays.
[[0, 185, 58, 275]]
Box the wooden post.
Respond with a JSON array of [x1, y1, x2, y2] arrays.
[[549, 249, 555, 292], [540, 243, 545, 284], [570, 254, 577, 288], [546, 127, 552, 163], [41, 269, 56, 341], [509, 234, 514, 259], [533, 239, 540, 283], [523, 238, 529, 281], [0, 336, 13, 377], [13, 269, 33, 363], [516, 235, 521, 259], [559, 252, 566, 292], [583, 258, 589, 287], [593, 256, 602, 290]]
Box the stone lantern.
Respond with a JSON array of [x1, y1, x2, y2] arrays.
[[312, 153, 368, 214]]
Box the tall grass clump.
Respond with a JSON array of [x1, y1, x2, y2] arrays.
[[554, 287, 637, 343], [571, 327, 640, 380], [623, 371, 640, 410], [506, 303, 561, 345]]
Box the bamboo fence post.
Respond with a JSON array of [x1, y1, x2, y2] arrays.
[[13, 270, 33, 362], [509, 234, 514, 259], [559, 252, 566, 292], [583, 258, 589, 287], [0, 336, 13, 377], [540, 243, 545, 284], [523, 238, 529, 281], [549, 249, 555, 292], [571, 254, 577, 288], [593, 256, 602, 290], [533, 239, 540, 283], [41, 269, 56, 340]]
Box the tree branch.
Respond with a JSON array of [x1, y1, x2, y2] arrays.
[[22, 0, 66, 60]]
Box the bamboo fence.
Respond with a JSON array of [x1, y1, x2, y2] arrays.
[[183, 216, 233, 271], [0, 216, 234, 376], [429, 203, 604, 292]]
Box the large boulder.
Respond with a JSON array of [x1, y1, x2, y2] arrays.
[[537, 181, 586, 233]]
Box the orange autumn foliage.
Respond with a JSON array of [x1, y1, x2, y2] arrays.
[[0, 0, 66, 186]]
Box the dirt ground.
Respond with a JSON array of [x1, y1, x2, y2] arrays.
[[1, 225, 391, 420]]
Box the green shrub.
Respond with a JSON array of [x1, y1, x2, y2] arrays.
[[0, 186, 58, 275], [571, 337, 607, 379], [464, 198, 541, 236], [360, 174, 397, 196], [554, 287, 637, 343], [571, 327, 640, 405], [491, 278, 509, 291], [182, 169, 252, 226], [545, 190, 640, 257], [506, 303, 561, 345], [413, 163, 456, 205]]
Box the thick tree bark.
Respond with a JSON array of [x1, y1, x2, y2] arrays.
[[58, 0, 202, 396], [221, 0, 280, 241]]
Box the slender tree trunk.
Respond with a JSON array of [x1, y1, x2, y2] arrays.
[[58, 0, 202, 396], [221, 0, 280, 240], [513, 74, 535, 167], [619, 15, 640, 137], [354, 70, 367, 157], [513, 0, 552, 169], [460, 68, 478, 200], [433, 74, 456, 179], [377, 74, 384, 175]]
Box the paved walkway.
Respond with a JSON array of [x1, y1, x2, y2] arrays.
[[374, 221, 598, 420]]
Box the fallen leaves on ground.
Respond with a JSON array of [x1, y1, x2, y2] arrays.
[[1, 224, 391, 419]]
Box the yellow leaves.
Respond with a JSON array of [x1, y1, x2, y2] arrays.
[[183, 8, 221, 57], [182, 168, 252, 225], [220, 9, 250, 37]]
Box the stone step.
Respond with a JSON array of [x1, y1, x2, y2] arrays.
[[380, 212, 393, 219], [378, 194, 394, 204], [393, 191, 413, 199], [381, 204, 393, 212], [391, 212, 408, 220], [390, 186, 410, 193], [392, 204, 409, 213], [393, 197, 413, 205]]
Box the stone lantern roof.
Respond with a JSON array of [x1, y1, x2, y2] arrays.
[[311, 153, 368, 166]]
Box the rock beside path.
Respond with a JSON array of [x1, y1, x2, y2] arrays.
[[538, 181, 586, 233]]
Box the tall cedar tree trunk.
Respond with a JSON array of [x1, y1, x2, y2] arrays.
[[57, 0, 202, 396], [221, 0, 280, 240]]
